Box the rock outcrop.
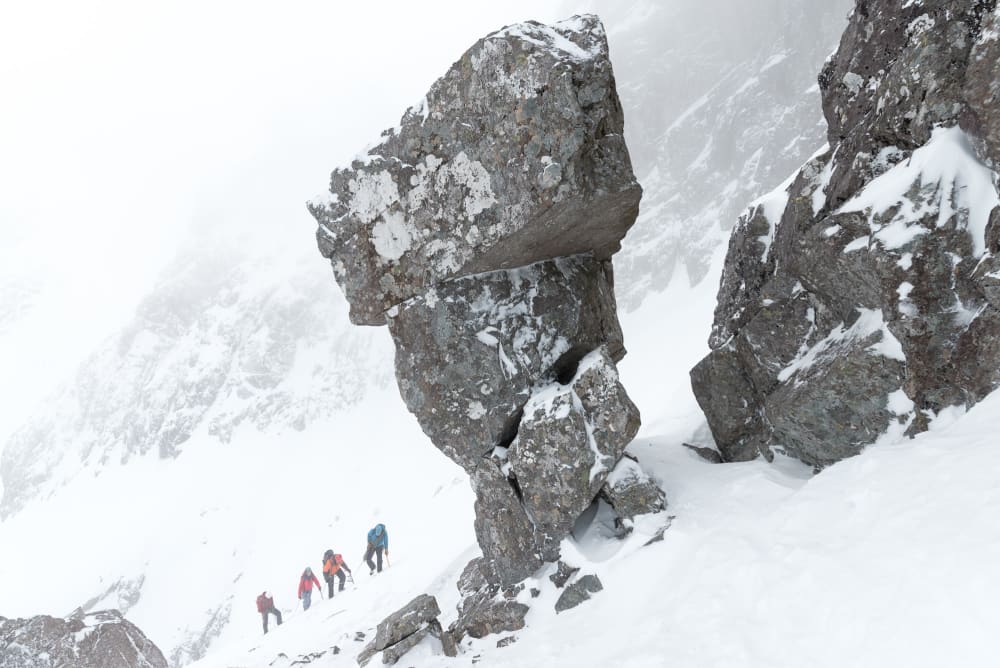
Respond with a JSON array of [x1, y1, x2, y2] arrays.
[[310, 13, 658, 630], [358, 595, 456, 666], [0, 610, 167, 668], [449, 558, 530, 643], [693, 0, 1000, 466]]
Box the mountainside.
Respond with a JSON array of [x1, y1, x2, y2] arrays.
[[0, 610, 168, 668], [0, 238, 392, 517], [4, 2, 991, 667], [692, 0, 1000, 466], [595, 0, 851, 304], [187, 277, 1000, 668]]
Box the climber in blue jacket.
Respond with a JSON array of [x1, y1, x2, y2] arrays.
[[363, 523, 389, 574]]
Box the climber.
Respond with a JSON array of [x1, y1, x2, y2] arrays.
[[255, 591, 282, 634], [363, 523, 389, 574], [297, 567, 323, 610], [322, 549, 353, 597]]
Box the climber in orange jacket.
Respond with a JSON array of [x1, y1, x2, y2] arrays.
[[322, 548, 353, 597]]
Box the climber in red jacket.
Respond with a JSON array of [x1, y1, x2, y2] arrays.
[[298, 567, 323, 610]]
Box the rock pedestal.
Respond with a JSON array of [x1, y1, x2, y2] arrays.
[[310, 13, 662, 631]]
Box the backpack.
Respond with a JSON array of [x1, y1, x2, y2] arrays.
[[256, 593, 270, 613]]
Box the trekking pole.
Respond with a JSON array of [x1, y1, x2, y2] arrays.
[[385, 550, 391, 567]]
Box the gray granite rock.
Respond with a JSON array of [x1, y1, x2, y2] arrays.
[[554, 574, 604, 613], [549, 561, 580, 589], [693, 0, 1000, 466], [601, 457, 666, 525], [387, 256, 623, 474], [374, 594, 441, 651], [309, 15, 640, 326]]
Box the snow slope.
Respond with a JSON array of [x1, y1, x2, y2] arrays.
[[0, 381, 474, 666], [4, 3, 999, 667], [189, 254, 1000, 667]]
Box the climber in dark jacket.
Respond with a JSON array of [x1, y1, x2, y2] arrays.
[[255, 592, 282, 633], [363, 523, 389, 574]]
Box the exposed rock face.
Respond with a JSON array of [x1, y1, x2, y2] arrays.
[[310, 13, 648, 616], [386, 256, 622, 473], [309, 15, 640, 326], [604, 0, 852, 300], [693, 0, 1000, 466], [450, 559, 530, 643], [0, 610, 167, 668]]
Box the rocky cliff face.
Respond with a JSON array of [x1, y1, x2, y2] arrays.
[[309, 13, 656, 631], [0, 610, 167, 668], [693, 0, 1000, 466], [598, 0, 852, 302]]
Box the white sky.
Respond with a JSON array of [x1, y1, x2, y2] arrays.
[[0, 0, 567, 439]]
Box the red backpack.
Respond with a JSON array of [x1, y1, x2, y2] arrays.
[[256, 593, 271, 613]]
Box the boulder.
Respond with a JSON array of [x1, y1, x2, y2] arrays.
[[362, 594, 455, 665], [549, 561, 580, 589], [601, 457, 666, 525], [507, 347, 640, 559], [374, 594, 441, 651], [308, 15, 640, 326], [0, 610, 167, 668], [451, 594, 529, 642], [554, 574, 604, 613]]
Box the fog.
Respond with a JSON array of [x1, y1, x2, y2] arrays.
[[0, 0, 847, 450], [0, 0, 567, 438]]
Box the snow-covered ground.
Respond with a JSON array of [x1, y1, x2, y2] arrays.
[[182, 251, 1000, 667], [4, 3, 999, 667]]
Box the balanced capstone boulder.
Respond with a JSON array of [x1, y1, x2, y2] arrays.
[[309, 15, 640, 325]]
